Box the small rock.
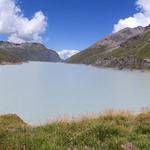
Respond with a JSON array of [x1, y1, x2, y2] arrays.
[[121, 142, 139, 150]]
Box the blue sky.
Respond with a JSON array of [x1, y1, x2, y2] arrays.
[[0, 0, 150, 58], [20, 0, 137, 51]]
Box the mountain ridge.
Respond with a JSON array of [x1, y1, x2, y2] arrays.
[[66, 25, 150, 70], [0, 41, 61, 63], [89, 26, 145, 51]]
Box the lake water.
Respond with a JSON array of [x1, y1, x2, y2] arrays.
[[0, 62, 150, 125]]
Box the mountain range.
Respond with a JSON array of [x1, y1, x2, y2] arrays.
[[66, 25, 150, 70], [0, 42, 61, 63], [1, 25, 150, 70]]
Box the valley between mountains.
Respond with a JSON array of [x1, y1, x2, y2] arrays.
[[1, 25, 150, 71]]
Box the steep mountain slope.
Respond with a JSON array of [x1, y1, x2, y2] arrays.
[[66, 25, 150, 70], [0, 42, 61, 63], [90, 26, 145, 51]]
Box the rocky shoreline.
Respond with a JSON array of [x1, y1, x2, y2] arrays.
[[0, 61, 24, 66], [1, 59, 150, 73], [94, 56, 150, 70]]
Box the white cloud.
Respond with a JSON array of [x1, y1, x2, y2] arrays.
[[113, 0, 150, 32], [58, 50, 79, 59], [0, 0, 47, 43]]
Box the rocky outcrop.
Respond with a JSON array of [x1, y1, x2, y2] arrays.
[[0, 41, 61, 62], [95, 56, 150, 70]]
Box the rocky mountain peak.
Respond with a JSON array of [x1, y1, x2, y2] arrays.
[[0, 42, 47, 50], [89, 26, 145, 51]]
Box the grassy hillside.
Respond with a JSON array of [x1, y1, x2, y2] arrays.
[[107, 30, 150, 59], [66, 30, 150, 70], [66, 46, 107, 65], [1, 111, 150, 150]]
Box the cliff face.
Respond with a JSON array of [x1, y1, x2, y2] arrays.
[[0, 42, 61, 63], [66, 25, 150, 70]]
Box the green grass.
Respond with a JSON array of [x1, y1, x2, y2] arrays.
[[66, 46, 107, 65], [98, 30, 150, 60], [1, 111, 150, 150]]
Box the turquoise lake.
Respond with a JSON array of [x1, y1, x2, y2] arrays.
[[0, 62, 150, 125]]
